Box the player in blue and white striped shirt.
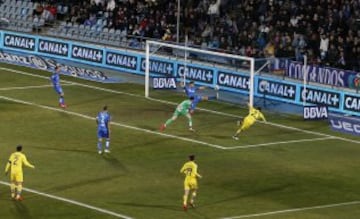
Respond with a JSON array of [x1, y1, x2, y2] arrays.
[[96, 106, 111, 154], [183, 81, 217, 114], [50, 65, 66, 108]]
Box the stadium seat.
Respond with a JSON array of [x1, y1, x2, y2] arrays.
[[28, 2, 34, 9], [21, 8, 28, 16], [39, 18, 45, 26], [102, 19, 107, 27], [73, 23, 79, 29], [96, 19, 103, 27], [21, 1, 28, 7]]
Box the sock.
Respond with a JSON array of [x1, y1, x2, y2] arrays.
[[234, 129, 241, 136], [190, 192, 197, 204], [16, 184, 22, 196], [183, 194, 188, 206], [105, 140, 110, 149], [59, 96, 64, 104], [189, 118, 193, 128], [10, 183, 16, 198], [97, 141, 102, 151], [165, 118, 173, 126]]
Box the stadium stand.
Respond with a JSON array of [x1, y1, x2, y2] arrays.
[[1, 0, 360, 72]]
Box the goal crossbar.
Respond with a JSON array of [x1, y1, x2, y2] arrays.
[[145, 40, 256, 107]]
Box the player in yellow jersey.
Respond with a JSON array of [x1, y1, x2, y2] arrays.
[[180, 154, 202, 211], [5, 145, 35, 201], [232, 103, 266, 140]]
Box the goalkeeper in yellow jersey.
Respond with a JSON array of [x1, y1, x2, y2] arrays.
[[180, 154, 202, 211], [5, 145, 35, 201], [232, 103, 266, 140]]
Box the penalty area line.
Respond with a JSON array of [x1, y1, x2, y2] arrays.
[[2, 66, 360, 145], [0, 181, 134, 219], [221, 200, 360, 219], [0, 95, 227, 150], [226, 137, 335, 149], [0, 83, 75, 91]]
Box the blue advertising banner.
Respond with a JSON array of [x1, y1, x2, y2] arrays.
[[140, 57, 174, 76], [106, 51, 137, 70], [300, 86, 341, 108], [71, 44, 103, 63], [217, 71, 250, 91], [3, 33, 36, 51], [257, 79, 296, 100], [343, 94, 360, 113], [0, 49, 115, 82], [176, 63, 214, 84], [329, 114, 360, 136], [2, 30, 360, 116], [286, 61, 359, 88], [38, 38, 69, 57]]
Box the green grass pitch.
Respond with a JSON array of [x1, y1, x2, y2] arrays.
[[0, 62, 360, 219]]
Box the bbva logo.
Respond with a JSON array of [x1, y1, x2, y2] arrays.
[[153, 77, 177, 89], [303, 106, 328, 120]]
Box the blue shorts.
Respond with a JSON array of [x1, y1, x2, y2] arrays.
[[53, 85, 63, 95], [97, 129, 109, 138], [191, 95, 202, 110]]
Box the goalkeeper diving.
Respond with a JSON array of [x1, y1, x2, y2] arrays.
[[232, 103, 266, 140]]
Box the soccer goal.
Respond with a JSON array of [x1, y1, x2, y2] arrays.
[[144, 40, 256, 108]]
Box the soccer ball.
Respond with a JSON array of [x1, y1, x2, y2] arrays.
[[214, 85, 220, 91]]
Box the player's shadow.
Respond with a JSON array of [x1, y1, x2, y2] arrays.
[[115, 202, 183, 212], [46, 174, 124, 193], [121, 138, 172, 149], [13, 201, 32, 219], [137, 124, 158, 131], [102, 154, 128, 172], [201, 182, 294, 207], [32, 145, 94, 154]]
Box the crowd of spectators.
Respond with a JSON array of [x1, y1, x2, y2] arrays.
[[32, 0, 360, 72]]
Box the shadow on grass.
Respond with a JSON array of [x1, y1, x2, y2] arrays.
[[46, 173, 125, 193], [32, 145, 94, 154], [13, 200, 32, 219], [101, 153, 128, 172], [115, 202, 183, 212], [202, 182, 295, 207], [116, 202, 213, 218]]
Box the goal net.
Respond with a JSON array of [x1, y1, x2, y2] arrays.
[[144, 40, 257, 110]]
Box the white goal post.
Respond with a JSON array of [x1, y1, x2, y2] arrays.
[[145, 40, 256, 107]]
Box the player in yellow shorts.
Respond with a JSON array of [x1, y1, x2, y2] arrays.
[[5, 145, 35, 201], [232, 103, 266, 140], [180, 154, 202, 211]]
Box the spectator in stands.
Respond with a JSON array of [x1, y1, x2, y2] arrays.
[[22, 0, 360, 71], [207, 0, 221, 24], [33, 3, 44, 17], [107, 0, 115, 12], [319, 33, 329, 61]]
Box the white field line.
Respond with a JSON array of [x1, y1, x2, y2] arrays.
[[0, 95, 227, 150], [226, 137, 334, 149], [0, 83, 74, 91], [221, 200, 360, 219], [0, 181, 133, 219], [0, 94, 341, 150], [0, 93, 342, 151], [1, 67, 360, 145]]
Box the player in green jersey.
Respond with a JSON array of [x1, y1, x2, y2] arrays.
[[160, 97, 195, 132]]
